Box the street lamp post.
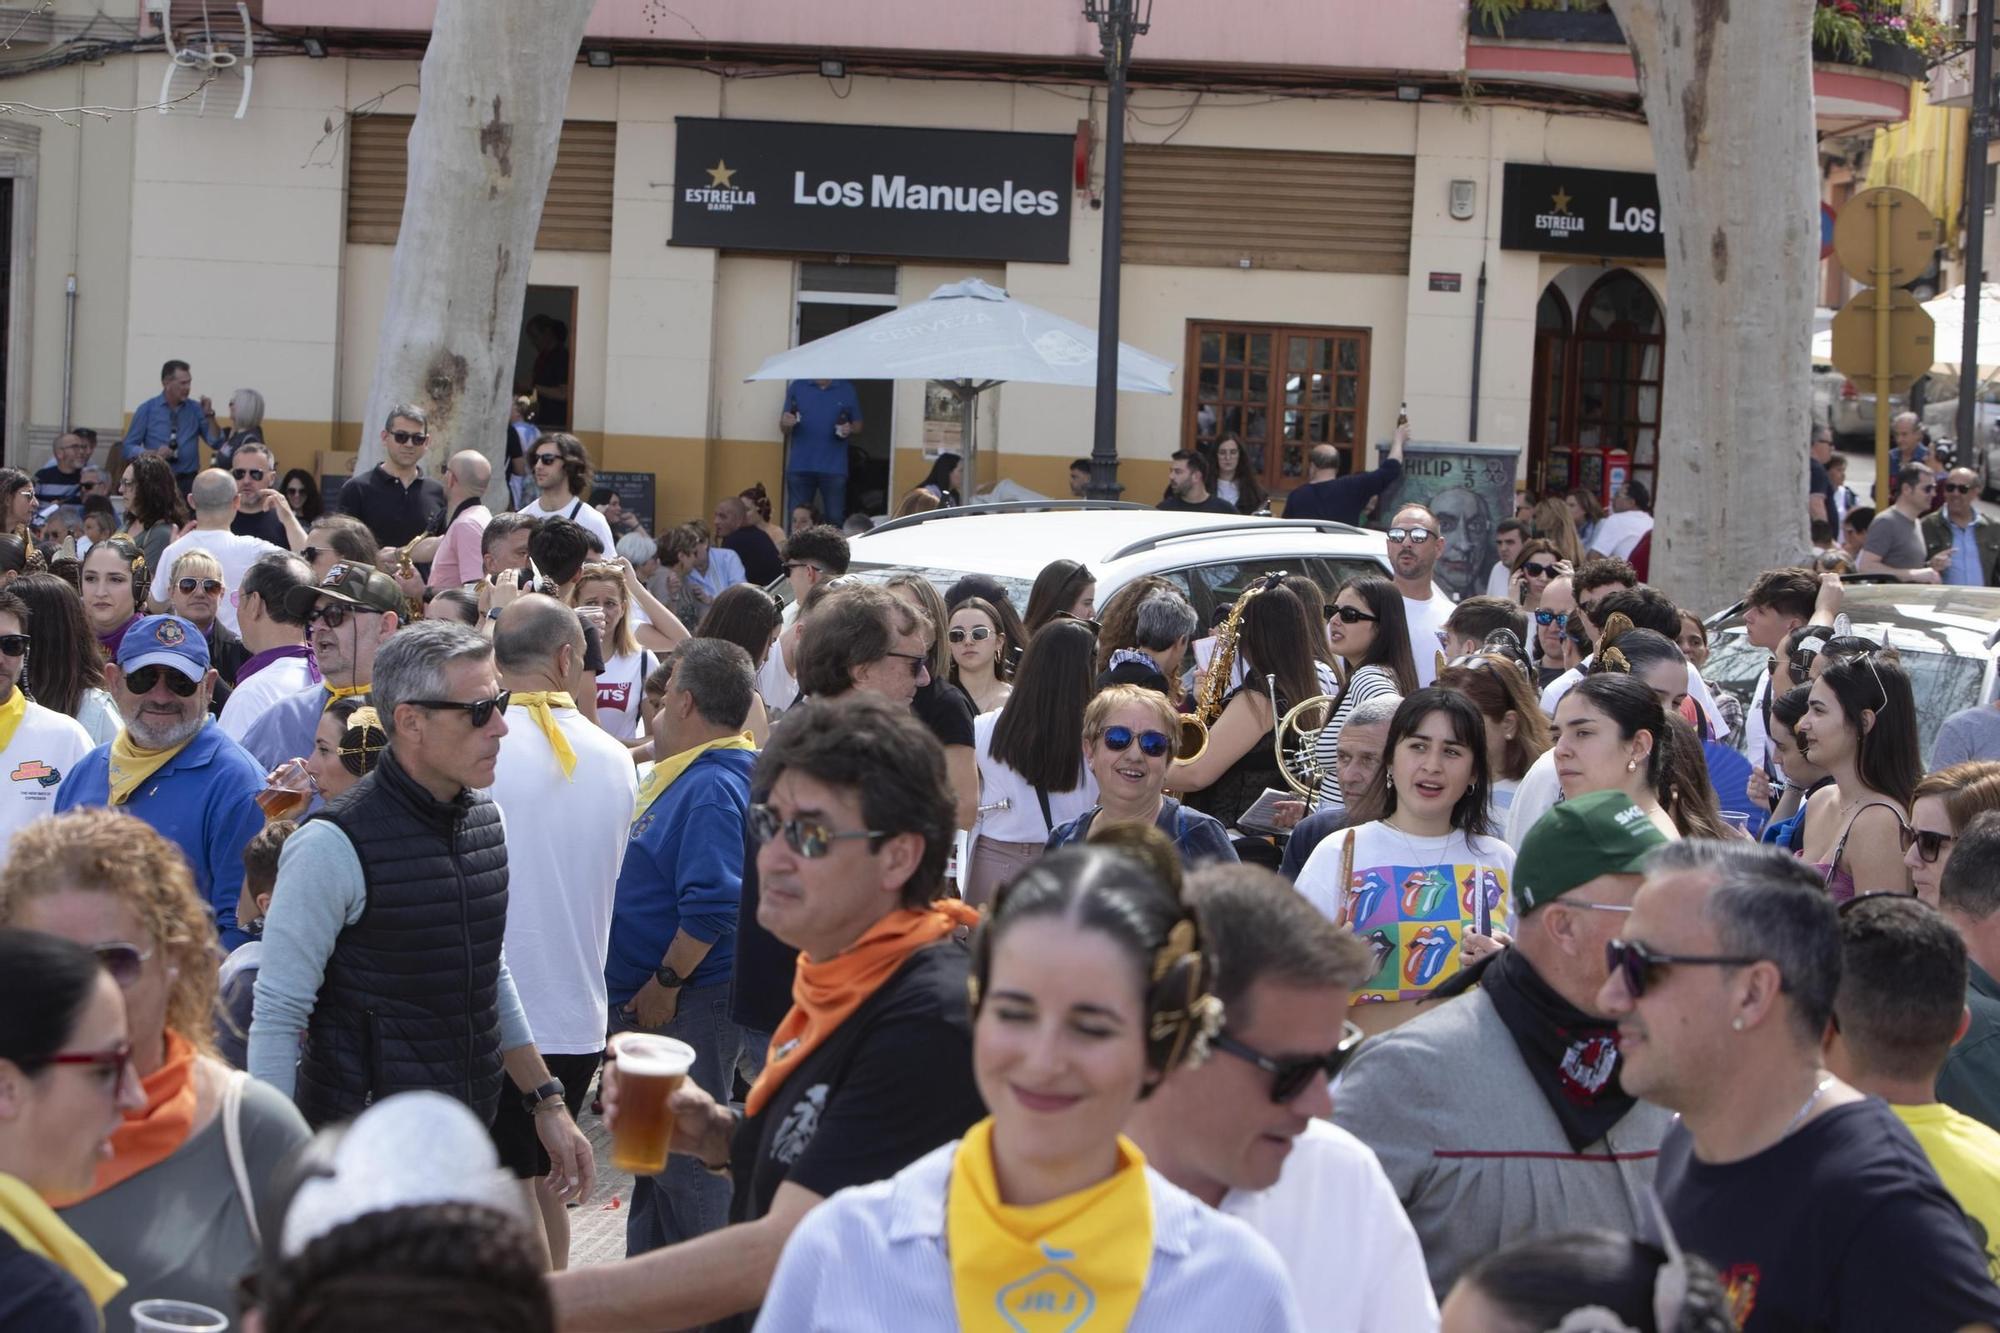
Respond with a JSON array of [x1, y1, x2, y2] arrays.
[[1082, 0, 1151, 501], [1959, 0, 1995, 456]]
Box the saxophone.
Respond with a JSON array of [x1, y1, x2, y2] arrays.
[[1176, 571, 1288, 762]]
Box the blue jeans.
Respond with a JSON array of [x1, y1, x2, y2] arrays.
[[613, 981, 758, 1260], [787, 470, 846, 525]]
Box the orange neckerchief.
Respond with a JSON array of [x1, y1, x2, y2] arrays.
[[63, 1030, 198, 1204], [746, 900, 979, 1119]]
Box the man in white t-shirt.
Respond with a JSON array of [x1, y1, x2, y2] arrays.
[[1126, 864, 1438, 1332], [1388, 501, 1454, 687], [0, 589, 92, 853], [216, 552, 319, 742], [150, 469, 292, 634], [487, 594, 638, 1267], [1585, 478, 1655, 561], [759, 525, 851, 713], [520, 432, 616, 557]]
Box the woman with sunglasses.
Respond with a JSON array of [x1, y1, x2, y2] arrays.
[[278, 468, 322, 524], [758, 833, 1301, 1330], [0, 809, 311, 1326], [1506, 539, 1566, 613], [121, 455, 185, 588], [79, 537, 147, 657], [1021, 558, 1096, 639], [1048, 685, 1238, 869], [1794, 654, 1921, 901], [947, 596, 1011, 714], [1315, 577, 1418, 807], [1905, 762, 2000, 906], [166, 550, 245, 712], [968, 618, 1098, 905], [0, 928, 147, 1331], [1212, 435, 1268, 515], [885, 574, 981, 835], [14, 572, 119, 744]]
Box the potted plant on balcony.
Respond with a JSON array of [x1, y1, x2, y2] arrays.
[[1811, 1, 1944, 75]]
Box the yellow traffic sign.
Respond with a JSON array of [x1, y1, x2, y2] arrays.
[[1834, 186, 1939, 285], [1830, 288, 1934, 387]]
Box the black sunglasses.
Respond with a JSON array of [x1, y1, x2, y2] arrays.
[[176, 578, 223, 595], [1329, 604, 1378, 625], [231, 468, 267, 481], [1604, 937, 1771, 1000], [947, 625, 993, 644], [1214, 1022, 1365, 1103], [0, 633, 29, 657], [406, 691, 511, 727], [123, 665, 201, 698], [748, 803, 887, 858], [309, 602, 352, 630], [1521, 560, 1557, 579], [94, 941, 152, 987], [1899, 828, 1955, 865], [1100, 724, 1171, 758], [533, 452, 562, 466], [1946, 483, 1976, 494], [1053, 610, 1102, 634], [879, 650, 930, 679], [387, 429, 430, 445], [285, 485, 308, 496]]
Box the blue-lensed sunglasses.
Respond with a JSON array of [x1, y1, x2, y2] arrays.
[[1102, 725, 1172, 758]]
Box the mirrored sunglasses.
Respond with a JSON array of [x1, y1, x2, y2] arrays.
[[1101, 725, 1171, 758], [747, 803, 887, 858]]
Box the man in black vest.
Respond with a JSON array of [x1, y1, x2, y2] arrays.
[[246, 619, 594, 1206]]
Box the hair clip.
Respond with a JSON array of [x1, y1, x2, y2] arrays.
[[1600, 645, 1632, 674], [1151, 918, 1198, 983]]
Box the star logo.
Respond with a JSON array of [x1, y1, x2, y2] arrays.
[[1550, 187, 1573, 215], [706, 160, 737, 189]]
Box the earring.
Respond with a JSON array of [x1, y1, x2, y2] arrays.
[[1627, 758, 1638, 773], [1731, 1017, 1744, 1032]]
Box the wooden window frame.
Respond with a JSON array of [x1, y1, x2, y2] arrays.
[[1182, 319, 1372, 493]]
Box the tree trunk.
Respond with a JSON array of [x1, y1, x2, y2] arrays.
[[1605, 0, 1818, 612], [357, 0, 595, 509]]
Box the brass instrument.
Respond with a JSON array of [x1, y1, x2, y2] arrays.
[[394, 545, 423, 621], [1271, 672, 1337, 800], [1176, 572, 1289, 763]]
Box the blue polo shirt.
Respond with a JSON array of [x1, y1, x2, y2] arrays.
[[54, 720, 267, 949], [604, 748, 755, 1005], [121, 393, 214, 476], [785, 379, 862, 476], [1945, 512, 1988, 587]]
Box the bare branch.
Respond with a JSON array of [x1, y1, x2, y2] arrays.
[[0, 69, 216, 128]]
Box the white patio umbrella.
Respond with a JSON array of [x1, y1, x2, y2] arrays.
[[744, 278, 1175, 500]]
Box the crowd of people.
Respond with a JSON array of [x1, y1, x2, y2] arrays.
[[7, 369, 2000, 1332]]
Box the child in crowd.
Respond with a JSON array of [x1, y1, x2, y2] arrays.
[[216, 819, 298, 1069]]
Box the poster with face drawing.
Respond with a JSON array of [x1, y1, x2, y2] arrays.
[[1369, 443, 1523, 602]]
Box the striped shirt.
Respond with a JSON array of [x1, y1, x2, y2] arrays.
[[754, 1139, 1303, 1331]]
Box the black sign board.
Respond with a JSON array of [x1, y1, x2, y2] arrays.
[[670, 117, 1074, 264], [594, 470, 656, 538], [1499, 162, 1664, 260]]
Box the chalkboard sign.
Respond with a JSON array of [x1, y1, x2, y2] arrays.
[[595, 471, 657, 536]]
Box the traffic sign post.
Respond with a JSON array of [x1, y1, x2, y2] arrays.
[[1830, 187, 1939, 508]]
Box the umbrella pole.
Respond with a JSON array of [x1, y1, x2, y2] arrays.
[[958, 383, 978, 503]]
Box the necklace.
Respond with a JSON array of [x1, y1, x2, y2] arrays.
[[1780, 1074, 1834, 1139]]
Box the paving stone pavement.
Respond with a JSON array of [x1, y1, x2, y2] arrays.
[[564, 1105, 638, 1268]]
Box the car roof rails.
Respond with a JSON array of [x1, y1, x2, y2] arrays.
[[1103, 518, 1372, 564], [862, 499, 1152, 537]]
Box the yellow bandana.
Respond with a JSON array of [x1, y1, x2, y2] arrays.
[[0, 1173, 124, 1311], [946, 1117, 1154, 1332], [0, 686, 26, 754], [633, 732, 755, 822], [106, 727, 198, 806], [322, 681, 370, 711], [508, 691, 578, 780]]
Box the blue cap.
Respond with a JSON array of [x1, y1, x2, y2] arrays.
[[116, 614, 210, 680]]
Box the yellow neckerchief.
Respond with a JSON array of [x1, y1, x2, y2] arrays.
[[106, 726, 199, 806], [0, 686, 26, 753], [322, 681, 370, 710], [633, 732, 755, 822], [508, 691, 578, 779], [0, 1173, 124, 1310], [946, 1117, 1153, 1332]]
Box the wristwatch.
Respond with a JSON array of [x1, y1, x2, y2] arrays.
[[654, 963, 688, 990], [524, 1077, 565, 1115], [487, 607, 503, 622]]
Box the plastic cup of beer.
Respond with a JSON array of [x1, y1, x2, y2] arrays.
[[256, 758, 314, 822], [131, 1299, 229, 1331], [608, 1033, 696, 1176]]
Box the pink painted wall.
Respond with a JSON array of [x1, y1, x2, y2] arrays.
[[264, 0, 1470, 75]]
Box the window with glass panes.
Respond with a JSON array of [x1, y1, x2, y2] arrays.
[[1184, 322, 1370, 493]]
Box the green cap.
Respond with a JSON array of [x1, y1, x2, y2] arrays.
[[1515, 789, 1669, 912]]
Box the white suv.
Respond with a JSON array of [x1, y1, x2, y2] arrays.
[[809, 501, 1393, 626]]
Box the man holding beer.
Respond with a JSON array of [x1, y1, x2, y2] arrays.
[[552, 694, 985, 1333], [247, 621, 594, 1211]]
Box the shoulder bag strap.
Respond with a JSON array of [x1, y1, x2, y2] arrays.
[[222, 1069, 261, 1247], [1035, 786, 1054, 835], [565, 498, 583, 522]]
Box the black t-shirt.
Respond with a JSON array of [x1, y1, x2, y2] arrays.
[[724, 526, 784, 587], [1809, 459, 1837, 516], [231, 506, 288, 547], [911, 676, 976, 749], [1657, 1098, 2000, 1332], [1282, 459, 1405, 524], [1157, 492, 1236, 514], [335, 464, 446, 548], [0, 1231, 97, 1333]]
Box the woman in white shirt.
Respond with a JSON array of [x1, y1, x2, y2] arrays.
[[1315, 577, 1418, 807], [756, 835, 1302, 1331], [1296, 688, 1516, 1036], [966, 619, 1099, 906], [570, 564, 655, 745]]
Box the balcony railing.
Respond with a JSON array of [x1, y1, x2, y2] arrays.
[[1468, 8, 1928, 80]]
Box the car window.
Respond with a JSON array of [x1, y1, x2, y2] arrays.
[[820, 563, 1036, 612], [1168, 556, 1372, 627]]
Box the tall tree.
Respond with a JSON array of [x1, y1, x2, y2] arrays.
[[1605, 0, 1819, 610], [357, 0, 596, 506]]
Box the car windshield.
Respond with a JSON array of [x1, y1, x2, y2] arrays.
[[795, 562, 1036, 611]]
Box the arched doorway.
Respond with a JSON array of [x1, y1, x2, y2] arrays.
[[1528, 268, 1664, 502]]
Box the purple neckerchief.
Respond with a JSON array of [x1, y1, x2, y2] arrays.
[[98, 613, 142, 658], [235, 643, 321, 689]]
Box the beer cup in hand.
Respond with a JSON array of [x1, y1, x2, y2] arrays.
[[606, 1033, 696, 1176]]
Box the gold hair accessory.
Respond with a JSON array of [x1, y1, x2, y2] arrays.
[[1433, 649, 1449, 677], [1152, 918, 1197, 983], [1601, 645, 1632, 674], [965, 975, 981, 1012], [1598, 612, 1636, 649], [1148, 992, 1226, 1070]]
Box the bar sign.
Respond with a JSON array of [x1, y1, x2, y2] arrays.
[[1428, 271, 1462, 293]]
